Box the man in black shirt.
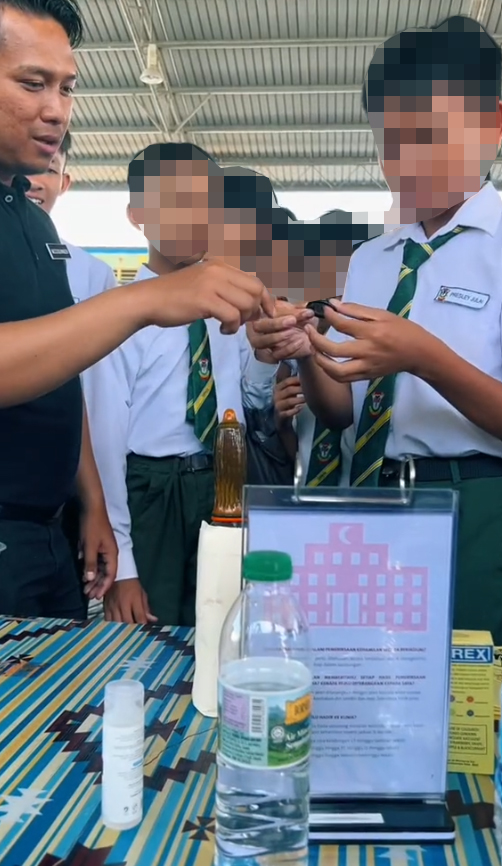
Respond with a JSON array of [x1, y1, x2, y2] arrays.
[[0, 0, 119, 616], [0, 6, 274, 411]]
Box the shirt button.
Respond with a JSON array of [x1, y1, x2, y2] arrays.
[[4, 195, 13, 203]]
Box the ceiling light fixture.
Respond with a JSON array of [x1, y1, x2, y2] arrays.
[[140, 43, 164, 86]]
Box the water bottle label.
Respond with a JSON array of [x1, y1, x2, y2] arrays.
[[217, 682, 311, 769]]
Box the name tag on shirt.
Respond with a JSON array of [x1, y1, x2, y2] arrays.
[[434, 286, 489, 309], [46, 242, 71, 261]]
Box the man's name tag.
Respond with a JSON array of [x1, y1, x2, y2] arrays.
[[46, 242, 71, 261], [434, 286, 489, 309]]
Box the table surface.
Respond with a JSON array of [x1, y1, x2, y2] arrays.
[[0, 616, 497, 866]]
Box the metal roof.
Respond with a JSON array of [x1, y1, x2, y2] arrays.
[[70, 0, 502, 191]]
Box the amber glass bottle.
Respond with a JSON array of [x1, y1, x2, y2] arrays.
[[212, 409, 247, 527]]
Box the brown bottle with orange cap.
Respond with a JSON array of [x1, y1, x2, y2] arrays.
[[211, 409, 247, 527]]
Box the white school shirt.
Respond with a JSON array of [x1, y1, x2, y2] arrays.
[[332, 182, 502, 463], [64, 242, 116, 302], [85, 264, 278, 581], [62, 242, 117, 405]]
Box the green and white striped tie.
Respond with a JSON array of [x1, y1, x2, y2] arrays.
[[350, 226, 465, 488], [305, 422, 342, 487], [186, 320, 218, 450]]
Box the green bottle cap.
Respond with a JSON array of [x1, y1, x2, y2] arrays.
[[242, 551, 293, 582]]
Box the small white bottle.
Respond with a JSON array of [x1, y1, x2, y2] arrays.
[[102, 680, 145, 830]]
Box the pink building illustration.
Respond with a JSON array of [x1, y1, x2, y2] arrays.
[[292, 523, 428, 632]]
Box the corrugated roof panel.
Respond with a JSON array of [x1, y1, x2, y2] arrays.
[[186, 130, 372, 160], [72, 96, 157, 129], [161, 44, 374, 90], [487, 0, 502, 33], [78, 0, 493, 43], [73, 132, 160, 160], [71, 0, 502, 190], [81, 0, 132, 42], [173, 92, 369, 127], [76, 52, 141, 89]]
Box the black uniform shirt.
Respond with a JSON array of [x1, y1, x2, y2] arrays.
[[0, 176, 82, 509]]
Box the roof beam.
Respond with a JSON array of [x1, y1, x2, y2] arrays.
[[75, 37, 389, 53], [69, 154, 502, 169], [69, 181, 387, 192], [71, 124, 371, 136], [75, 35, 502, 53], [74, 84, 361, 98], [71, 156, 380, 167]]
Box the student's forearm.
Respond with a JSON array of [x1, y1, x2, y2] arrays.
[[76, 405, 106, 512], [298, 356, 353, 430], [418, 339, 502, 441], [0, 284, 149, 407]]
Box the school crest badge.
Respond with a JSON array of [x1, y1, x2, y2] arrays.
[[435, 286, 450, 303], [369, 391, 385, 417], [317, 442, 332, 463], [198, 358, 210, 380]]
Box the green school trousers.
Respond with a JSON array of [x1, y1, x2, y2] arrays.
[[126, 453, 215, 627]]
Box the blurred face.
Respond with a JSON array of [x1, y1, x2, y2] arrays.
[[212, 206, 259, 270], [369, 83, 502, 222], [129, 159, 210, 265], [25, 148, 70, 213], [0, 7, 76, 183], [300, 253, 348, 304], [318, 240, 351, 299], [288, 246, 305, 298], [256, 237, 289, 293]]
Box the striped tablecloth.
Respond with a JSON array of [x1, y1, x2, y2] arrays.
[[0, 616, 497, 866]]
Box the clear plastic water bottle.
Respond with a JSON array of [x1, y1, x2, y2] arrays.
[[215, 550, 311, 865]]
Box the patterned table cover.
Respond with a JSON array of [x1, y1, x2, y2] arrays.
[[0, 617, 497, 866]]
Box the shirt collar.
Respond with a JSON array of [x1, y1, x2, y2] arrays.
[[15, 176, 31, 193], [0, 175, 31, 197], [381, 182, 502, 250]]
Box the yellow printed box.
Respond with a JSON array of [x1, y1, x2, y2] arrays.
[[448, 630, 494, 775]]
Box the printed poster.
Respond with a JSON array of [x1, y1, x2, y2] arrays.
[[247, 507, 455, 797]]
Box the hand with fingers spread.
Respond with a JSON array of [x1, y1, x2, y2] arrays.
[[248, 299, 317, 362], [307, 299, 435, 383]]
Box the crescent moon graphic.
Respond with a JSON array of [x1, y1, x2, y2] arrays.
[[339, 525, 352, 545]]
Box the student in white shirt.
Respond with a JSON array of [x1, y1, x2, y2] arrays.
[[274, 351, 355, 488], [25, 131, 117, 302], [88, 143, 278, 627], [272, 222, 354, 488], [252, 15, 502, 642]]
